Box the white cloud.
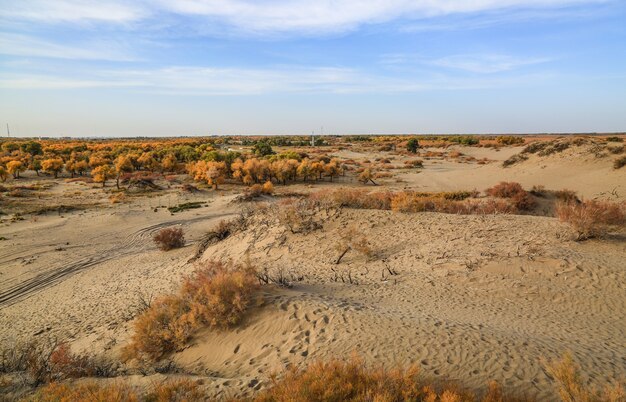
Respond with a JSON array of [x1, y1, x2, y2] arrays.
[[430, 54, 552, 73], [0, 0, 606, 33], [0, 0, 144, 24], [0, 64, 554, 94], [0, 33, 139, 61]]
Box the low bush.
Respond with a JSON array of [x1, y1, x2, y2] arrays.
[[0, 339, 115, 386], [28, 379, 201, 402], [253, 356, 522, 402], [404, 159, 423, 168], [27, 381, 135, 402], [502, 153, 528, 167], [497, 136, 525, 145], [556, 200, 626, 240], [546, 353, 625, 402], [606, 136, 623, 142], [153, 227, 185, 251], [485, 183, 536, 211], [614, 156, 626, 169], [124, 260, 258, 361]]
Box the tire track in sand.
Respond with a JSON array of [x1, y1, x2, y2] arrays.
[[0, 213, 232, 308]]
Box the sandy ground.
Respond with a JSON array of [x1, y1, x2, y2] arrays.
[[0, 142, 624, 400]]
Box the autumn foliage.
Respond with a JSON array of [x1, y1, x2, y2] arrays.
[[124, 260, 258, 361]]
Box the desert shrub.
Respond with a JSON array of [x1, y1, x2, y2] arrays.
[[485, 183, 536, 211], [144, 379, 203, 402], [0, 339, 115, 386], [109, 192, 126, 204], [522, 142, 548, 154], [539, 142, 570, 156], [390, 193, 516, 215], [486, 182, 525, 198], [124, 261, 257, 361], [497, 136, 525, 145], [404, 159, 423, 168], [309, 189, 393, 210], [552, 190, 579, 203], [606, 136, 623, 142], [556, 200, 626, 240], [153, 227, 185, 251], [246, 184, 264, 198], [614, 156, 626, 169], [28, 381, 136, 402], [546, 353, 625, 402], [253, 356, 522, 402], [502, 153, 528, 167], [277, 198, 323, 233], [608, 146, 624, 155]]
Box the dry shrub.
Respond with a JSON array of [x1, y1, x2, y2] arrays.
[[486, 182, 525, 198], [546, 353, 625, 402], [28, 381, 136, 402], [253, 357, 523, 402], [404, 159, 424, 168], [0, 339, 115, 386], [614, 156, 626, 169], [390, 192, 515, 215], [486, 182, 536, 211], [310, 189, 392, 210], [29, 379, 201, 402], [124, 260, 257, 361], [153, 227, 185, 251], [144, 379, 203, 402], [502, 153, 528, 167], [556, 200, 626, 240], [552, 189, 579, 203], [277, 198, 323, 233], [608, 145, 624, 155]]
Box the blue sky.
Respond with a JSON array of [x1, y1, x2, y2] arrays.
[[0, 0, 625, 137]]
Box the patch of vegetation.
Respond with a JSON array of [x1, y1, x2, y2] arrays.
[[614, 156, 626, 169], [556, 200, 626, 240], [123, 260, 258, 361], [167, 201, 205, 213], [153, 227, 185, 251], [502, 153, 528, 167]]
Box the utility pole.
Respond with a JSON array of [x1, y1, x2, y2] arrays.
[[6, 123, 9, 138]]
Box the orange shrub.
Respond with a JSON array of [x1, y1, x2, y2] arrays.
[[486, 182, 536, 211], [486, 182, 525, 198], [546, 353, 625, 402], [144, 379, 203, 402], [29, 381, 136, 402], [153, 227, 185, 251], [253, 357, 523, 402], [124, 261, 258, 361], [556, 200, 626, 240]]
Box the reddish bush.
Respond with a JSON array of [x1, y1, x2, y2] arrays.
[[556, 200, 626, 240], [124, 261, 258, 361], [153, 227, 185, 251], [486, 182, 525, 198]]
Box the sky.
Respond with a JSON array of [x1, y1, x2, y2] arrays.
[[0, 0, 625, 137]]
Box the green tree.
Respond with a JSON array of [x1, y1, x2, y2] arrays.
[[407, 138, 420, 154]]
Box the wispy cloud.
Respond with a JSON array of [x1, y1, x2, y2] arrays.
[[430, 54, 552, 73], [0, 33, 139, 61], [0, 0, 607, 34], [0, 64, 555, 94], [0, 0, 144, 24]]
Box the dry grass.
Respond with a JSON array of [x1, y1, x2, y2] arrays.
[[153, 227, 185, 251], [614, 156, 626, 169], [545, 353, 625, 402], [252, 356, 528, 402], [556, 200, 626, 240], [27, 381, 136, 402], [27, 379, 201, 402], [0, 339, 115, 386], [123, 260, 258, 361]]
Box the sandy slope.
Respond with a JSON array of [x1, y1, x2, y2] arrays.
[[178, 208, 626, 400]]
